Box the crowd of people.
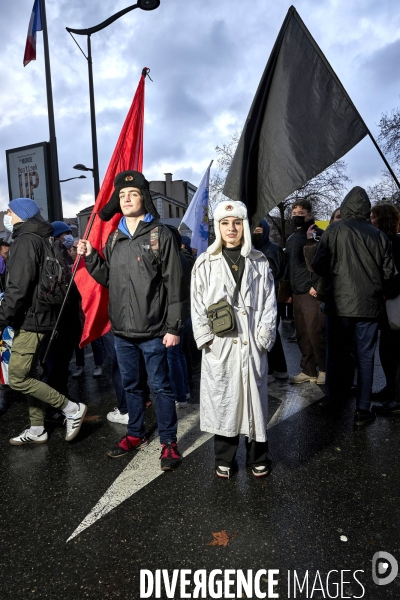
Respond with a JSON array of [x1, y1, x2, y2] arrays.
[[0, 171, 399, 479]]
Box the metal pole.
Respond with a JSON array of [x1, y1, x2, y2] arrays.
[[87, 35, 100, 200], [366, 132, 400, 191], [40, 0, 63, 220]]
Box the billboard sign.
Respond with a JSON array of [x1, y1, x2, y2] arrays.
[[6, 142, 51, 220]]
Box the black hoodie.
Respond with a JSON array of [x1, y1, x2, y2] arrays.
[[0, 216, 60, 332], [312, 187, 394, 318]]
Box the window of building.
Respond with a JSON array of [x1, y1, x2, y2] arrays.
[[169, 204, 173, 218], [176, 206, 180, 218]]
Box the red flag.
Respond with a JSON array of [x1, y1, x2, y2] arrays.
[[75, 68, 148, 347], [23, 0, 42, 67]]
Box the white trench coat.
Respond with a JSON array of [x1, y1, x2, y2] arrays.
[[191, 249, 277, 442]]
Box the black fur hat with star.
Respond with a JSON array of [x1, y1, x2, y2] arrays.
[[99, 170, 160, 221]]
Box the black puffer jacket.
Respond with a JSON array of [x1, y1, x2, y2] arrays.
[[312, 187, 394, 318], [285, 218, 323, 295], [85, 219, 187, 339], [0, 217, 60, 332]]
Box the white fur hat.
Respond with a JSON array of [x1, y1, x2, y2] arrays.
[[207, 200, 252, 256]]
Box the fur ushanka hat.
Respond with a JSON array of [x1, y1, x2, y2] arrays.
[[207, 200, 252, 257], [99, 170, 160, 221]]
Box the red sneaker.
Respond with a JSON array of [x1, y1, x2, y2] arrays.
[[160, 442, 182, 471], [106, 435, 148, 458]]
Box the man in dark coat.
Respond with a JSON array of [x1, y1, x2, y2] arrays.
[[312, 186, 395, 425], [252, 219, 288, 379], [285, 199, 326, 384], [78, 171, 187, 470], [0, 199, 87, 445]]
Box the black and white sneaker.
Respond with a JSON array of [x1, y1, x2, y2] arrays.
[[64, 403, 87, 441], [10, 428, 48, 446], [215, 462, 237, 479], [251, 461, 271, 478]]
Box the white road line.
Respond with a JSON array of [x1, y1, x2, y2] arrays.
[[67, 382, 324, 542], [268, 381, 324, 428], [67, 406, 212, 542]]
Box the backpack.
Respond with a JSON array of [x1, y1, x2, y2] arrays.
[[21, 234, 72, 306]]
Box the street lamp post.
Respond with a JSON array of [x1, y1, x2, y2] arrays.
[[66, 1, 161, 201], [59, 175, 87, 183]]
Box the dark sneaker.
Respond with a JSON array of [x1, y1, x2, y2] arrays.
[[373, 401, 400, 415], [318, 395, 346, 412], [251, 460, 272, 478], [371, 387, 392, 403], [160, 442, 182, 471], [354, 410, 376, 426], [106, 435, 148, 458]]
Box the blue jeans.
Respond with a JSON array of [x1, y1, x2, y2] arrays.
[[167, 321, 190, 402], [102, 331, 127, 414], [326, 316, 379, 410], [114, 335, 177, 443], [75, 338, 104, 367]]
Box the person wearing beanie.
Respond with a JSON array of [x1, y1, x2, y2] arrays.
[[191, 200, 277, 479], [77, 170, 187, 470], [0, 200, 87, 445]]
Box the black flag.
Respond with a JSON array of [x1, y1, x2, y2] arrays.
[[223, 6, 368, 225]]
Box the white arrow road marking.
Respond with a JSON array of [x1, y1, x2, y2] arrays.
[[67, 405, 212, 542], [267, 381, 324, 429], [67, 382, 324, 542]]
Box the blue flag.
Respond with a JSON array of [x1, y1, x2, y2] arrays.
[[181, 163, 212, 255]]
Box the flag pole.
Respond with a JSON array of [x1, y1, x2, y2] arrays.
[[366, 131, 400, 191], [40, 0, 63, 220], [179, 159, 213, 229], [42, 212, 97, 364]]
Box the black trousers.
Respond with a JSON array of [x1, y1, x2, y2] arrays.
[[268, 313, 288, 374], [379, 314, 400, 401], [214, 435, 269, 467]]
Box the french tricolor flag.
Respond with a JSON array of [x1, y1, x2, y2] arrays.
[[23, 0, 42, 67]]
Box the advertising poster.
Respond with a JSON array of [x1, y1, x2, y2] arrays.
[[6, 142, 50, 220]]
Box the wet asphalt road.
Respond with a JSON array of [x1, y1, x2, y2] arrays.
[[0, 322, 399, 600]]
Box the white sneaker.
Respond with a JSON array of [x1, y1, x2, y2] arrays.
[[273, 370, 289, 379], [64, 403, 87, 441], [290, 372, 318, 384], [268, 374, 276, 384], [175, 401, 188, 408], [72, 367, 85, 378], [93, 366, 102, 378], [107, 407, 129, 424], [10, 428, 48, 446], [316, 371, 326, 385]]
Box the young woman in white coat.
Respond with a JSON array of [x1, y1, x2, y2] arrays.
[[191, 200, 277, 478]]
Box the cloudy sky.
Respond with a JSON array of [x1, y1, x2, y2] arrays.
[[1, 0, 400, 217]]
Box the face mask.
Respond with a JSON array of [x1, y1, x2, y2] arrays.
[[251, 233, 263, 247], [292, 215, 306, 228], [3, 215, 13, 233], [62, 234, 74, 249]]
